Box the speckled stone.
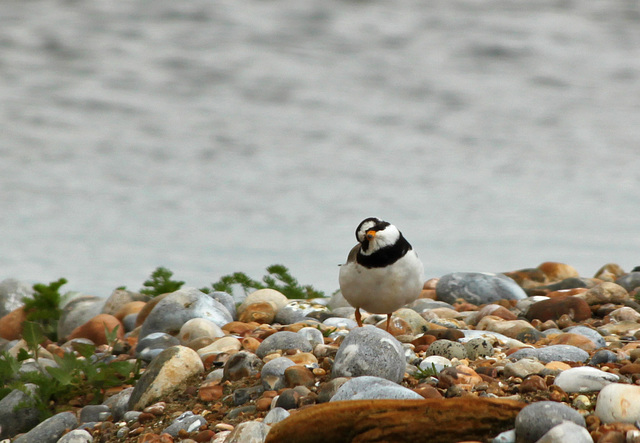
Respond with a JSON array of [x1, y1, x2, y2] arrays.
[[436, 272, 527, 305], [425, 339, 468, 360], [463, 337, 494, 360], [332, 325, 405, 383]]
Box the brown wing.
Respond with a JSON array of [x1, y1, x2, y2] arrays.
[[345, 244, 360, 264]]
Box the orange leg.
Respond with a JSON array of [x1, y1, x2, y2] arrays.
[[386, 313, 392, 332], [355, 307, 363, 327]]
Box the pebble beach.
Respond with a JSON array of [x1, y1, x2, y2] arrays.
[[2, 262, 640, 443]]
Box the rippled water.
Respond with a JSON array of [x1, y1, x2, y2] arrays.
[[2, 0, 640, 297]]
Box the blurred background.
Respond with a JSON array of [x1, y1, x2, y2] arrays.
[[2, 0, 639, 298]]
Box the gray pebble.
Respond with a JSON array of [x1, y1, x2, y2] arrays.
[[332, 325, 405, 383], [330, 376, 422, 401], [297, 327, 325, 349], [0, 384, 40, 440], [223, 351, 263, 381], [79, 404, 111, 423], [323, 317, 358, 330], [261, 357, 295, 391], [509, 345, 589, 363], [0, 278, 32, 317], [162, 411, 207, 437], [13, 411, 78, 443], [263, 407, 290, 425], [208, 291, 237, 319], [436, 272, 527, 305], [492, 429, 516, 443], [515, 401, 586, 443], [56, 429, 93, 443], [589, 349, 618, 366], [138, 287, 233, 339], [135, 332, 180, 362], [615, 272, 640, 293], [536, 421, 593, 443], [224, 420, 270, 443], [101, 387, 134, 421], [256, 331, 312, 358]]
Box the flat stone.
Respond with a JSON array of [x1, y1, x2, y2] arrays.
[[128, 345, 204, 410], [563, 325, 606, 349], [514, 401, 586, 443], [436, 272, 527, 305], [330, 376, 422, 401], [553, 367, 619, 393], [503, 359, 546, 378], [332, 325, 405, 383], [13, 411, 78, 443], [595, 383, 640, 424], [256, 331, 313, 358], [525, 296, 591, 322], [509, 345, 589, 363], [265, 398, 525, 443], [162, 411, 207, 437]]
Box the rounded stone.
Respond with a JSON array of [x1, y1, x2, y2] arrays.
[[582, 281, 630, 305], [179, 318, 225, 345], [296, 327, 325, 349], [13, 411, 78, 443], [261, 357, 296, 391], [596, 383, 640, 424], [139, 287, 233, 338], [223, 351, 263, 381], [0, 384, 40, 440], [615, 272, 640, 293], [238, 289, 289, 314], [463, 337, 494, 360], [425, 339, 468, 360], [525, 296, 591, 322], [419, 355, 452, 373], [553, 366, 619, 393], [66, 313, 124, 346], [263, 407, 290, 425], [135, 332, 180, 362], [197, 336, 241, 359], [436, 272, 527, 305], [535, 421, 593, 443], [57, 429, 93, 443], [208, 291, 237, 320], [563, 325, 606, 349], [101, 289, 149, 316], [162, 411, 207, 437], [332, 326, 406, 383], [330, 376, 422, 401], [589, 349, 618, 366], [515, 401, 586, 443], [57, 295, 105, 342], [238, 301, 278, 324], [0, 278, 31, 318], [504, 358, 546, 379], [256, 331, 313, 358]]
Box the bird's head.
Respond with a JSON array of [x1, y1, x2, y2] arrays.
[[355, 217, 401, 255]]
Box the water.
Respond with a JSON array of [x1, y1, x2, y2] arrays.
[[2, 0, 640, 298]]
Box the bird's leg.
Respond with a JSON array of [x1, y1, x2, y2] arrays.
[[386, 313, 392, 332], [355, 307, 363, 327]]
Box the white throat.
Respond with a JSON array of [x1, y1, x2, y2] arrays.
[[360, 224, 401, 256]]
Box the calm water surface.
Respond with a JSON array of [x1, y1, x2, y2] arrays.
[[2, 0, 640, 297]]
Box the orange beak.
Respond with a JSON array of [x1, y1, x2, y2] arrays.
[[366, 230, 377, 241]]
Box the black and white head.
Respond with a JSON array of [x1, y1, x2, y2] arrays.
[[354, 217, 412, 267]]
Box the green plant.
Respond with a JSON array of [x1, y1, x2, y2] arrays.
[[140, 266, 185, 297], [208, 264, 325, 299], [23, 278, 67, 342], [0, 322, 141, 420], [414, 363, 440, 380]]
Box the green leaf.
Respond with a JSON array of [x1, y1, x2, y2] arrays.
[[22, 321, 45, 353], [17, 348, 31, 362], [45, 366, 73, 385], [140, 267, 185, 297]]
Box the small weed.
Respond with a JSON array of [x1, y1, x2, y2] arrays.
[[23, 278, 67, 342], [414, 363, 440, 380], [208, 264, 324, 299], [140, 266, 185, 297]]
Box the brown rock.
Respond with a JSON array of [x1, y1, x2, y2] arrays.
[[547, 333, 597, 352], [437, 366, 483, 390], [423, 328, 465, 341], [537, 262, 580, 282], [135, 292, 171, 327], [579, 282, 629, 305], [198, 381, 224, 402], [284, 366, 316, 388], [413, 385, 443, 399], [519, 375, 547, 393], [67, 314, 125, 345], [265, 398, 525, 443], [222, 321, 260, 336], [525, 296, 591, 322], [619, 363, 640, 375], [238, 301, 277, 324], [502, 268, 548, 289], [0, 306, 27, 340], [114, 301, 146, 321], [594, 263, 626, 280]]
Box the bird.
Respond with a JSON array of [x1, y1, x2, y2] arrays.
[[339, 217, 424, 331]]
